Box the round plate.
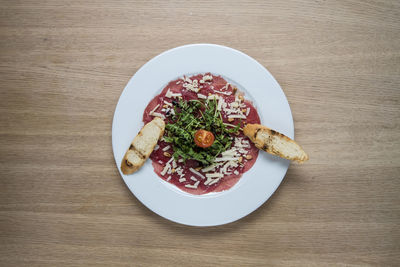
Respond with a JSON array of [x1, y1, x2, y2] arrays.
[[112, 44, 293, 226]]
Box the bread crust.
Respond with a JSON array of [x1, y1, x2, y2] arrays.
[[243, 124, 308, 163], [121, 118, 165, 174]]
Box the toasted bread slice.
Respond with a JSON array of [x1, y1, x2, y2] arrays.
[[121, 117, 165, 174], [243, 124, 308, 163]]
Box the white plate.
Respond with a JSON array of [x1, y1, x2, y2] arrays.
[[112, 44, 293, 226]]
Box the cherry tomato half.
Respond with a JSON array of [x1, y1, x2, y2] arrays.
[[194, 129, 215, 148]]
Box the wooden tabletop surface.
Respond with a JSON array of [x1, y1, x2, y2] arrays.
[[1, 1, 399, 266]]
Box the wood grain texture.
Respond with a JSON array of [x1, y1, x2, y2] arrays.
[[1, 0, 399, 266]]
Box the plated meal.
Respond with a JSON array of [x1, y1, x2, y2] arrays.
[[113, 44, 304, 225], [121, 73, 308, 195]]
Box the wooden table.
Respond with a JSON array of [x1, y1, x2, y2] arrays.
[[1, 1, 399, 266]]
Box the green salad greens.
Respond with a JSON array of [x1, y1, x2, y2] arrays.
[[164, 98, 241, 166]]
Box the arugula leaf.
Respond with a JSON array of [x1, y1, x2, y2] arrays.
[[164, 98, 240, 166]]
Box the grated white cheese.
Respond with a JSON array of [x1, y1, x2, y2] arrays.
[[165, 89, 172, 98], [176, 81, 181, 84], [179, 177, 186, 183], [167, 176, 172, 181], [204, 178, 213, 185], [235, 137, 243, 142], [190, 176, 197, 181], [231, 102, 239, 108], [150, 104, 160, 114], [202, 164, 216, 172], [228, 114, 246, 119], [165, 89, 182, 98], [183, 82, 199, 93], [200, 75, 213, 83], [175, 167, 184, 176], [220, 160, 239, 174], [154, 144, 160, 150], [161, 157, 174, 176], [221, 148, 239, 157], [234, 137, 250, 148], [162, 145, 170, 151], [220, 82, 230, 91], [239, 149, 248, 154], [161, 165, 169, 176], [189, 168, 205, 179], [233, 170, 239, 175], [217, 97, 224, 111], [246, 108, 250, 116], [178, 159, 184, 163], [205, 173, 224, 178], [235, 143, 249, 149], [150, 112, 166, 119], [221, 162, 231, 174], [213, 90, 232, 95], [184, 76, 192, 83], [182, 77, 200, 92], [242, 142, 250, 148], [208, 178, 221, 186], [163, 100, 172, 106], [223, 108, 238, 114], [185, 180, 200, 189], [204, 176, 222, 186], [197, 93, 207, 99], [214, 157, 240, 162]]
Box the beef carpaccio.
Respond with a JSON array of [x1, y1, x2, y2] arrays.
[[143, 73, 261, 194]]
